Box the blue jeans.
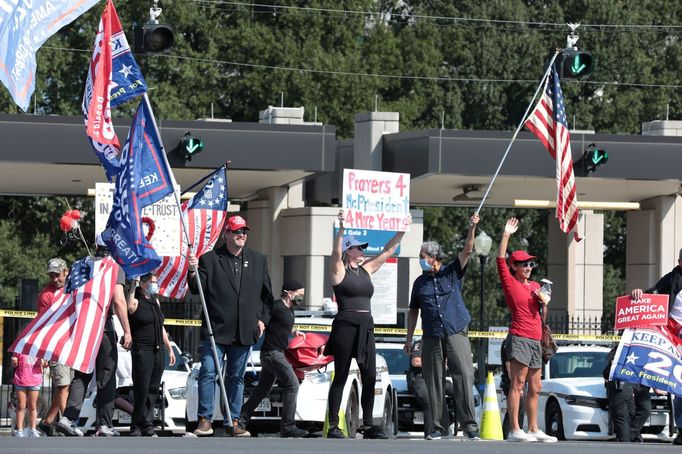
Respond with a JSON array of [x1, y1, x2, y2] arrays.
[[197, 340, 250, 424]]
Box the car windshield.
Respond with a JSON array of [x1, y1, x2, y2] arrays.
[[549, 350, 608, 379], [376, 347, 410, 375]]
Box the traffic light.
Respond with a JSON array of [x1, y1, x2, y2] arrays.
[[559, 48, 594, 78], [575, 143, 608, 176], [134, 23, 174, 53], [181, 132, 203, 161]]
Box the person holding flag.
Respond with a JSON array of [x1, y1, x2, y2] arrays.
[[187, 215, 274, 437]]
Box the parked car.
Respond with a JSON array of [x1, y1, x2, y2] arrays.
[[184, 317, 396, 437], [375, 340, 482, 436], [77, 341, 191, 435], [498, 344, 671, 441]]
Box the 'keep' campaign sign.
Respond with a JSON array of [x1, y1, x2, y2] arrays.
[[342, 169, 411, 232], [614, 293, 669, 330]]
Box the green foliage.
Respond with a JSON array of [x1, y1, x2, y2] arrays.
[[0, 197, 94, 304]]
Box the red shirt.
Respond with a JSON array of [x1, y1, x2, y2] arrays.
[[37, 283, 61, 315], [496, 257, 542, 340]]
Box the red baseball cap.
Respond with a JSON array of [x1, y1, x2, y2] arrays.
[[226, 215, 250, 231], [509, 250, 536, 263]]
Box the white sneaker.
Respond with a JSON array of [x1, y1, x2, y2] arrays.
[[507, 429, 537, 442], [27, 429, 41, 437], [13, 429, 26, 437], [528, 429, 557, 443]]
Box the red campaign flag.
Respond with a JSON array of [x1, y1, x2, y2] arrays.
[[524, 64, 582, 241], [614, 293, 669, 330], [156, 167, 228, 299], [9, 257, 120, 373]]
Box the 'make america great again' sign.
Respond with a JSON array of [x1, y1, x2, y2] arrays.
[[614, 294, 669, 330]]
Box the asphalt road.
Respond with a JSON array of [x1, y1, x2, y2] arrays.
[[0, 437, 675, 454]]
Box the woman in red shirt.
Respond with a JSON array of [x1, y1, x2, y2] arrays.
[[497, 218, 556, 443]]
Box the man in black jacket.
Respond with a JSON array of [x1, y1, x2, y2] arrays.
[[631, 248, 682, 444], [188, 215, 274, 437]]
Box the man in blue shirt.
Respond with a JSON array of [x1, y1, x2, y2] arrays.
[[404, 213, 479, 440]]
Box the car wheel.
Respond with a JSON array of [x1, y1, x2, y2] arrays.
[[380, 391, 394, 438], [546, 400, 565, 440], [345, 385, 359, 438]]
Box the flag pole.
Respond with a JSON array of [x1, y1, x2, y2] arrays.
[[475, 51, 560, 214], [141, 93, 235, 433]]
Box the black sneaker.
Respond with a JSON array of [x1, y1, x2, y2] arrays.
[[425, 430, 442, 440], [130, 428, 142, 437], [326, 425, 346, 439], [363, 425, 388, 439], [674, 430, 682, 446], [281, 426, 309, 438], [38, 421, 56, 436], [465, 430, 481, 440]]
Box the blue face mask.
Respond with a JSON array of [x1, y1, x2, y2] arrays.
[[419, 258, 432, 272], [148, 283, 160, 295]]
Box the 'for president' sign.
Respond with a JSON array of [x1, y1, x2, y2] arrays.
[[342, 169, 410, 232]]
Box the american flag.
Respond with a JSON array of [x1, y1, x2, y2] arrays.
[[10, 257, 120, 373], [157, 166, 228, 299], [525, 64, 582, 240]]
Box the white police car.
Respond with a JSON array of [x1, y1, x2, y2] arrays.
[[184, 317, 396, 437]]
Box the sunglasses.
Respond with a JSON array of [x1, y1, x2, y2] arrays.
[[515, 260, 537, 268], [230, 228, 248, 235], [348, 245, 365, 251]]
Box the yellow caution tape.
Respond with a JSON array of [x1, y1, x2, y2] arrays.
[[0, 310, 619, 342]]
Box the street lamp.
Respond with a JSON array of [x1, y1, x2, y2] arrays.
[[474, 231, 492, 389]]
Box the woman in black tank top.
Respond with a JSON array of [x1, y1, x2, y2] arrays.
[[126, 272, 175, 437], [325, 209, 411, 439]]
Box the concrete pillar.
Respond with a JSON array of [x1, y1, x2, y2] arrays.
[[626, 195, 682, 290], [244, 187, 288, 294], [353, 112, 399, 171], [547, 211, 604, 322]]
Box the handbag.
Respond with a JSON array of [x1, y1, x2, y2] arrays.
[[541, 323, 558, 364]]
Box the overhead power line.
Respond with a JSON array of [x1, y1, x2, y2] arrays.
[[43, 45, 682, 89], [191, 0, 682, 31]]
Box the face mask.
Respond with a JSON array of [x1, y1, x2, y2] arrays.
[[293, 296, 304, 305], [148, 283, 160, 295], [419, 258, 432, 272]]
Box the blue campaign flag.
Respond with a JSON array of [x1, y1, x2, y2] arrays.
[[102, 99, 175, 277], [108, 6, 147, 107], [0, 0, 100, 111], [125, 100, 174, 209], [610, 327, 682, 397]]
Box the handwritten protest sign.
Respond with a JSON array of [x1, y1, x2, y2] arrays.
[[614, 293, 669, 330], [342, 169, 410, 232], [95, 182, 181, 256]]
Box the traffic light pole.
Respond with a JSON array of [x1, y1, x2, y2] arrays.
[[141, 93, 235, 435], [475, 51, 560, 214]]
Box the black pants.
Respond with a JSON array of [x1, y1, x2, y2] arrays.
[[63, 330, 118, 428], [327, 321, 376, 427], [240, 348, 300, 430], [408, 373, 435, 436], [608, 381, 651, 442], [131, 348, 164, 432]]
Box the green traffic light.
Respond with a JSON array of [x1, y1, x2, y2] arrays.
[[561, 49, 594, 78], [589, 148, 608, 166], [181, 133, 204, 161], [571, 55, 587, 75]]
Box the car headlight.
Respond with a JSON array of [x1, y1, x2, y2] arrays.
[[168, 387, 185, 399], [565, 395, 602, 408], [303, 370, 331, 384]]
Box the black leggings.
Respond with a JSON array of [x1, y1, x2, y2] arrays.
[[327, 321, 376, 427]]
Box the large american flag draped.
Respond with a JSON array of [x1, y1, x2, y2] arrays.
[[157, 166, 228, 299], [10, 257, 119, 373], [524, 64, 582, 240]]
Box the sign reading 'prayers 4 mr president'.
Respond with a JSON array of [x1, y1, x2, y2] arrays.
[[342, 169, 411, 232]]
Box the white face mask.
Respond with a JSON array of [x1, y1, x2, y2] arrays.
[[148, 283, 160, 295]]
